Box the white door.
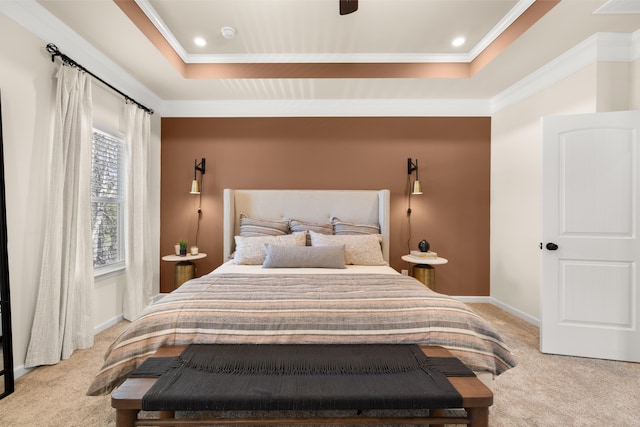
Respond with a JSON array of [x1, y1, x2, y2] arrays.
[[541, 110, 640, 362]]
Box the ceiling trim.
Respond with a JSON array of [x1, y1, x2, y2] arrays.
[[594, 31, 636, 61], [116, 0, 559, 79], [133, 0, 189, 61], [134, 0, 536, 65], [595, 0, 640, 14], [178, 52, 473, 65], [163, 30, 640, 117], [634, 29, 640, 58], [467, 0, 537, 62], [160, 98, 493, 118], [491, 30, 640, 113]]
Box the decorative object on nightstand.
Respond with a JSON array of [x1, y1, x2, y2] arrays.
[[162, 253, 207, 289], [178, 240, 188, 256], [418, 239, 430, 252], [402, 251, 448, 290]]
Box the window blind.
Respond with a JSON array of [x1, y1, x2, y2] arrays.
[[91, 130, 125, 269]]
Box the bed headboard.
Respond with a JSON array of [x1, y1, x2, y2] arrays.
[[223, 189, 391, 263]]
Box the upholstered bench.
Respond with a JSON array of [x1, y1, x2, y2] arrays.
[[111, 345, 493, 427]]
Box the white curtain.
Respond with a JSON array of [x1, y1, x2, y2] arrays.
[[25, 65, 94, 367], [122, 103, 153, 320]]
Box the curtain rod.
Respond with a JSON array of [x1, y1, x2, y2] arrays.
[[45, 43, 154, 115]]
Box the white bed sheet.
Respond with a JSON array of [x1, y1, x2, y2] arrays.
[[210, 260, 400, 276]]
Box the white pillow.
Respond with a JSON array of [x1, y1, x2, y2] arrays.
[[262, 245, 346, 269], [233, 232, 306, 265], [309, 231, 386, 266]]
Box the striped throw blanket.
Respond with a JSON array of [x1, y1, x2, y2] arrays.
[[87, 273, 517, 396]]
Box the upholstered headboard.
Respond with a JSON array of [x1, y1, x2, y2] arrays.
[[223, 189, 391, 263]]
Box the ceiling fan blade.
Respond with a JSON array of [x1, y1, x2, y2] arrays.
[[340, 0, 358, 15]]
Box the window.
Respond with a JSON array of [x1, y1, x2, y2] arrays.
[[91, 128, 126, 274]]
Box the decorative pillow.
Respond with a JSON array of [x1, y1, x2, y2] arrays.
[[331, 217, 380, 235], [233, 232, 306, 265], [239, 214, 289, 237], [309, 231, 386, 266], [290, 219, 333, 245], [262, 245, 346, 269]]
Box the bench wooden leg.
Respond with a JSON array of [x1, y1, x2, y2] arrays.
[[467, 407, 489, 427], [115, 409, 138, 427], [429, 408, 446, 427], [159, 410, 175, 427]]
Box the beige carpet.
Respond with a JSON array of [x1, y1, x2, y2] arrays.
[[0, 303, 639, 426], [471, 303, 640, 426], [0, 320, 127, 426]]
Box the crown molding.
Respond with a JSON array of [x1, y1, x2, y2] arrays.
[[0, 0, 164, 114], [160, 98, 492, 118], [135, 0, 534, 65], [632, 29, 640, 59], [490, 30, 640, 113], [595, 32, 636, 61], [468, 0, 536, 60], [183, 52, 473, 64], [134, 0, 189, 61]]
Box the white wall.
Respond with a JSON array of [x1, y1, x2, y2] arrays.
[[490, 65, 597, 321], [631, 58, 640, 109], [2, 3, 638, 374], [490, 57, 638, 321], [596, 62, 631, 112], [0, 12, 161, 376]]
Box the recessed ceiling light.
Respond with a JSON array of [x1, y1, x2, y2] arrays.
[[194, 37, 207, 47], [452, 37, 466, 47]]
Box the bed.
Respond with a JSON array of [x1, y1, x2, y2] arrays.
[[87, 189, 516, 397]]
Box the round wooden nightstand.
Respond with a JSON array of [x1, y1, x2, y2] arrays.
[[401, 254, 448, 290], [162, 253, 207, 289]]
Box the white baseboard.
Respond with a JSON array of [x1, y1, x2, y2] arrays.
[[454, 296, 492, 303], [453, 295, 540, 327], [489, 297, 540, 327], [13, 314, 127, 380], [12, 364, 31, 380], [94, 314, 124, 334], [94, 294, 169, 335]]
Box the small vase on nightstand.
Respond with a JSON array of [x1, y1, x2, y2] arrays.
[[418, 239, 430, 252]]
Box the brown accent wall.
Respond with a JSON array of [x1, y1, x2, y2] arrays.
[[160, 117, 490, 296]]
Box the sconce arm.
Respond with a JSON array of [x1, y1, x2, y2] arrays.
[[195, 158, 206, 175]]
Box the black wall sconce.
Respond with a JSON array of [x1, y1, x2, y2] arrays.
[[189, 158, 206, 194], [408, 158, 423, 195], [406, 157, 423, 252]]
